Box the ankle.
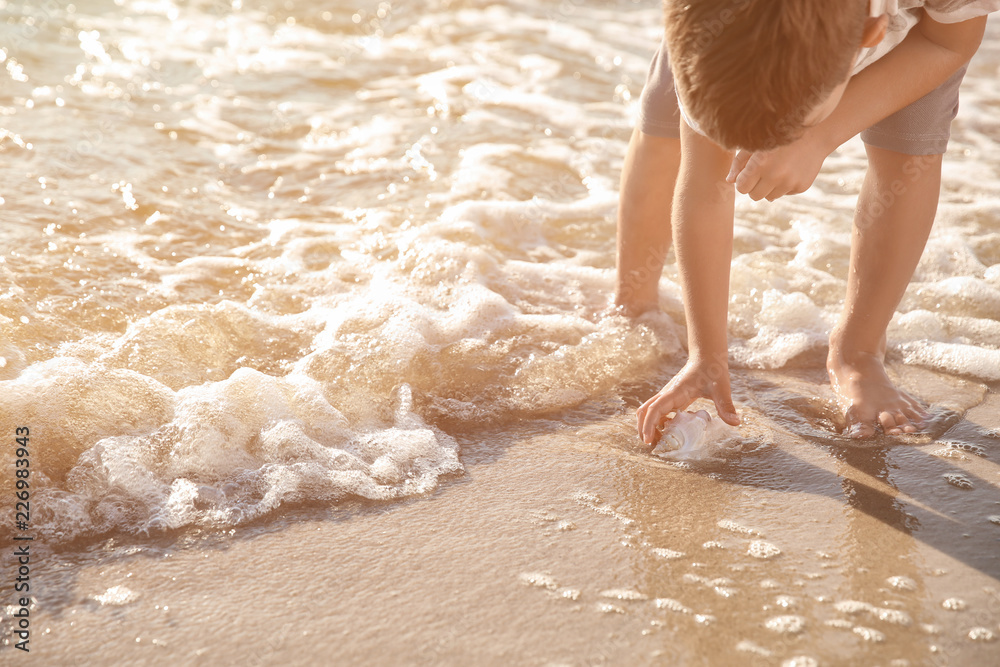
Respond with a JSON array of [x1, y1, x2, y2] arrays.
[[828, 327, 886, 362], [615, 284, 659, 315], [613, 294, 658, 318]]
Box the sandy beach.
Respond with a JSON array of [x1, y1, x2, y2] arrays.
[[2, 1, 1000, 664], [8, 366, 1000, 665]]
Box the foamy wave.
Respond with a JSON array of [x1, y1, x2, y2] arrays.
[[3, 0, 999, 546], [0, 214, 680, 542], [0, 359, 462, 541]]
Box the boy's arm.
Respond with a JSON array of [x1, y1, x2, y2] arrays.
[[729, 13, 988, 201], [637, 121, 739, 445]]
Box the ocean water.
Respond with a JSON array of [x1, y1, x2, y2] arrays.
[[0, 0, 685, 542], [1, 1, 999, 664]]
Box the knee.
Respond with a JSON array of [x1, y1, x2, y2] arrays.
[[633, 130, 681, 171], [866, 145, 943, 180], [636, 129, 680, 151]]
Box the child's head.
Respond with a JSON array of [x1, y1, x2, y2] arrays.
[[665, 0, 876, 151]]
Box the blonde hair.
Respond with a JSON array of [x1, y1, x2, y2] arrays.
[[665, 0, 868, 150]]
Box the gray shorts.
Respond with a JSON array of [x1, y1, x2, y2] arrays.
[[637, 42, 967, 155]]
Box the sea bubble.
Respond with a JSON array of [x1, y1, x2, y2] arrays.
[[597, 602, 625, 614], [651, 547, 686, 560], [968, 627, 995, 642], [835, 600, 875, 615], [735, 640, 771, 657], [775, 595, 796, 609], [765, 615, 806, 635], [875, 608, 912, 626], [654, 598, 693, 614], [519, 572, 558, 590], [944, 473, 974, 490], [92, 586, 137, 606], [886, 576, 917, 591], [853, 626, 886, 643], [718, 519, 761, 536], [748, 540, 781, 559], [599, 589, 648, 601], [782, 658, 818, 667]]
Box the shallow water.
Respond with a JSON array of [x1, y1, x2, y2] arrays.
[[1, 0, 999, 664]]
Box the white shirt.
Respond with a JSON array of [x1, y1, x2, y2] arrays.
[[855, 0, 1000, 73]]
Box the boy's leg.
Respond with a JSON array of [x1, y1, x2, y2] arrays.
[[828, 62, 966, 438], [827, 145, 938, 438], [615, 128, 680, 316], [617, 40, 683, 316]]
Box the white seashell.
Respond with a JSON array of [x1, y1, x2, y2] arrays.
[[651, 410, 738, 461], [652, 410, 709, 454]]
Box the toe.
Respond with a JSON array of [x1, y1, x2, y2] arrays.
[[895, 410, 919, 433], [883, 411, 916, 436], [845, 406, 877, 439], [847, 422, 876, 439], [878, 411, 898, 432]]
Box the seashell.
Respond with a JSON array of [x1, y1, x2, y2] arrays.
[[651, 410, 739, 461], [652, 410, 710, 456]]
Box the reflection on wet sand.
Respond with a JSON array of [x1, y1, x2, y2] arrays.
[[606, 363, 1000, 664]]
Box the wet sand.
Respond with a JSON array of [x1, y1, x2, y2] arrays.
[[13, 366, 1000, 666]]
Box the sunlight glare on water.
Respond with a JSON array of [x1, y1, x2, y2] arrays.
[[0, 0, 998, 541], [0, 0, 685, 540]]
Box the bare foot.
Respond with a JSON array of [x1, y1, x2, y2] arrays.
[[827, 339, 928, 439], [609, 296, 659, 319]]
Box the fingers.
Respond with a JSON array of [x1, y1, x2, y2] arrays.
[[748, 180, 777, 202], [637, 386, 705, 445], [636, 366, 743, 445], [636, 399, 654, 445], [749, 175, 804, 202], [710, 383, 740, 426], [730, 151, 808, 202], [727, 150, 752, 183], [733, 154, 762, 194], [637, 393, 678, 445], [737, 164, 784, 202]]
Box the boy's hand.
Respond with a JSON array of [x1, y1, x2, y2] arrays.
[[725, 13, 987, 203], [637, 358, 740, 445], [725, 131, 828, 201]]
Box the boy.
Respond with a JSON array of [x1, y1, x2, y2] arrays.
[[618, 1, 996, 442]]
